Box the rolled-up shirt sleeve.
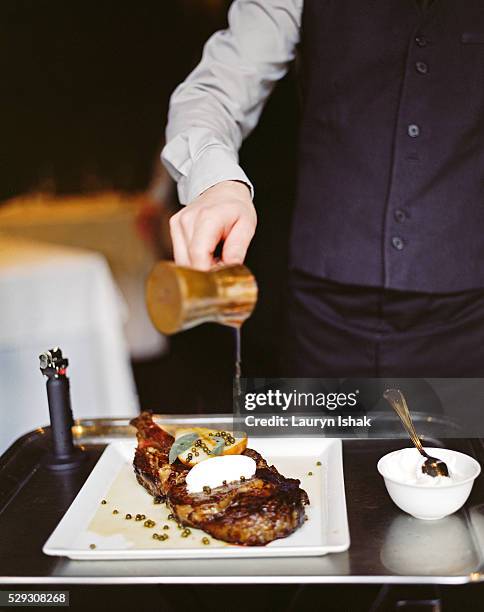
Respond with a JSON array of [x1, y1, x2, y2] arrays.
[[161, 0, 302, 205]]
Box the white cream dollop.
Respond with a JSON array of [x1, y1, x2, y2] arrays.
[[185, 455, 256, 494], [384, 448, 464, 487]]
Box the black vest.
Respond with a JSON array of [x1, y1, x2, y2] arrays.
[[291, 0, 484, 292]]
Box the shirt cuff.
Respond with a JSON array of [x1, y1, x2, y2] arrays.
[[176, 145, 254, 205]]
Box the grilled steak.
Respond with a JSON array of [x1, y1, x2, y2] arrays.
[[130, 412, 309, 546]]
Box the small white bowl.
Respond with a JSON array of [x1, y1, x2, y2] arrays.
[[377, 447, 481, 520]]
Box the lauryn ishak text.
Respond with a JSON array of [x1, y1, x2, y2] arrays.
[[244, 414, 372, 429]]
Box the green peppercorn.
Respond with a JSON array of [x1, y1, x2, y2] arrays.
[[167, 513, 175, 520], [316, 461, 322, 466], [308, 471, 313, 476], [125, 513, 132, 520], [89, 543, 96, 549], [163, 524, 169, 530], [203, 485, 211, 494], [101, 500, 107, 505], [240, 475, 246, 482], [181, 528, 191, 538], [144, 519, 155, 528], [202, 537, 210, 545], [112, 509, 119, 515]]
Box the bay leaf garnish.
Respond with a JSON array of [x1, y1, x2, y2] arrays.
[[211, 436, 225, 456], [169, 433, 198, 464]]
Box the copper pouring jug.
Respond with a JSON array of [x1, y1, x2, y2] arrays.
[[146, 261, 258, 335]]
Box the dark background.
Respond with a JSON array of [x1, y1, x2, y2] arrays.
[[0, 0, 299, 413]]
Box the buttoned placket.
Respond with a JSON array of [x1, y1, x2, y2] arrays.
[[382, 17, 432, 285]]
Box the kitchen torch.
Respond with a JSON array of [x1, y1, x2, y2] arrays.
[[40, 347, 85, 470]]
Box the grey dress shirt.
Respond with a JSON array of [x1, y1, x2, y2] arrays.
[[161, 0, 303, 205]]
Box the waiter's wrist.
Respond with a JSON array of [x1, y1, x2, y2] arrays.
[[229, 180, 253, 196], [201, 179, 253, 201]]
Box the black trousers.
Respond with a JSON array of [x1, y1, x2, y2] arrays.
[[283, 270, 484, 378]]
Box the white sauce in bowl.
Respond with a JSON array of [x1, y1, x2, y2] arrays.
[[382, 448, 467, 486]]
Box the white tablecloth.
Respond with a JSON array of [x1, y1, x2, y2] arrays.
[[0, 193, 166, 359], [0, 236, 139, 454]]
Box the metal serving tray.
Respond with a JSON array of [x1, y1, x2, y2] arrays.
[[0, 415, 483, 585]]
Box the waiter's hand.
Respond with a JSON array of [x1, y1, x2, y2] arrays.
[[169, 180, 257, 270]]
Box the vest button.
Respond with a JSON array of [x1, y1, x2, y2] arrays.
[[415, 35, 428, 47], [392, 236, 405, 251], [394, 209, 407, 223], [408, 124, 420, 138], [416, 61, 429, 74]]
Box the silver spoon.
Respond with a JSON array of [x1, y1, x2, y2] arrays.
[[383, 388, 449, 478]]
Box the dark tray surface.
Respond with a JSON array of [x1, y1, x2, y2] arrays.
[[0, 418, 483, 585]]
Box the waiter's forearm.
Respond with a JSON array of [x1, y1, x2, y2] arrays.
[[161, 0, 302, 205]]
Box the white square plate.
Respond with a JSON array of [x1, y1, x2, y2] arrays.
[[43, 438, 350, 559]]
